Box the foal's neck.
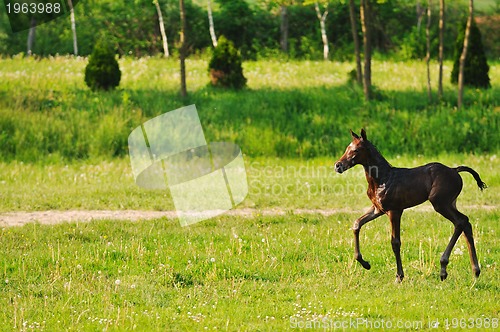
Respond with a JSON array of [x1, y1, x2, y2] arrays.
[[363, 143, 392, 184]]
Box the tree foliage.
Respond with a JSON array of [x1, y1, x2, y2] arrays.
[[84, 37, 121, 91], [451, 19, 490, 89], [0, 0, 496, 60], [208, 36, 247, 89]]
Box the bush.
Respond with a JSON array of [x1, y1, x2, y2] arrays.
[[208, 36, 247, 89], [84, 38, 121, 91], [397, 26, 425, 60], [451, 19, 490, 89]]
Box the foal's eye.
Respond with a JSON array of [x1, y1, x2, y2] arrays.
[[353, 149, 359, 153]]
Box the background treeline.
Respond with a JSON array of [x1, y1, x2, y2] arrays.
[[0, 0, 498, 60]]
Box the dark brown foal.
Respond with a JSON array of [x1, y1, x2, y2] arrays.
[[335, 129, 486, 282]]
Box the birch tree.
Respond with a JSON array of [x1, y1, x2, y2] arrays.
[[27, 18, 36, 56], [179, 0, 187, 97], [416, 1, 425, 31], [438, 0, 445, 100], [68, 0, 78, 55], [154, 0, 169, 57], [207, 0, 217, 47], [314, 1, 329, 60], [457, 0, 473, 109], [349, 0, 362, 84], [425, 0, 432, 102]]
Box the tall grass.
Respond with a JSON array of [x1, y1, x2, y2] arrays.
[[0, 57, 498, 162]]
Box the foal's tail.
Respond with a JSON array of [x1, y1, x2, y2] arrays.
[[456, 166, 487, 191]]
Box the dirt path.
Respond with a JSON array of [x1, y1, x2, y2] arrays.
[[0, 205, 496, 227]]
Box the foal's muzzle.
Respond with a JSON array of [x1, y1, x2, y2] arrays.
[[335, 162, 345, 174]]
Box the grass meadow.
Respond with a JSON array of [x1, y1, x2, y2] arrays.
[[1, 209, 499, 331], [0, 56, 499, 330], [0, 57, 498, 161]]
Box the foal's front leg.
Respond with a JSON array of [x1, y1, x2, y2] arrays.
[[352, 206, 384, 270], [388, 210, 404, 282]]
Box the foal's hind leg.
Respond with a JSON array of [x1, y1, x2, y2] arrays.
[[451, 201, 481, 278], [432, 200, 480, 280], [352, 206, 384, 270]]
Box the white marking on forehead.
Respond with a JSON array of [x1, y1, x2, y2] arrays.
[[348, 142, 355, 148]]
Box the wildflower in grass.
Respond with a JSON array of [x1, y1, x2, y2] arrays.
[[115, 279, 121, 285], [210, 257, 216, 263]]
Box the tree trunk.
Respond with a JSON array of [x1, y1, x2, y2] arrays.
[[280, 4, 289, 53], [425, 1, 432, 102], [208, 0, 218, 47], [438, 0, 445, 100], [349, 0, 362, 84], [458, 0, 473, 109], [68, 0, 78, 55], [179, 0, 187, 98], [416, 1, 425, 32], [154, 0, 169, 57], [27, 17, 36, 56], [360, 0, 372, 100], [314, 2, 329, 61]]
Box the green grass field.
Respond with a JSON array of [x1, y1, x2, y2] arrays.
[[0, 56, 499, 330], [0, 155, 498, 213], [1, 209, 499, 330], [0, 57, 498, 161]]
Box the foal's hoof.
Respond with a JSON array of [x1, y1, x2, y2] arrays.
[[355, 254, 371, 270], [440, 272, 448, 281], [395, 275, 404, 283], [474, 268, 481, 278], [359, 260, 371, 270]]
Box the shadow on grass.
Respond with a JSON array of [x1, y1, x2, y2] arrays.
[[0, 83, 498, 162]]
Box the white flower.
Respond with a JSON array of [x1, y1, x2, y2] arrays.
[[210, 257, 216, 263], [115, 279, 121, 285]]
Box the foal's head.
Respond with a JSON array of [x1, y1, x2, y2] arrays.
[[334, 129, 370, 174]]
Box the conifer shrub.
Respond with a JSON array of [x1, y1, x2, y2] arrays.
[[451, 19, 490, 89], [85, 38, 121, 91], [208, 36, 246, 89]]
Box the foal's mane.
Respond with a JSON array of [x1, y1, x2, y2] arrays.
[[366, 139, 392, 168]]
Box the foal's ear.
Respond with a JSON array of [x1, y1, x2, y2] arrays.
[[350, 129, 360, 140], [360, 128, 367, 141]]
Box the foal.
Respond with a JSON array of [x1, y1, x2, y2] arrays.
[[334, 129, 486, 282]]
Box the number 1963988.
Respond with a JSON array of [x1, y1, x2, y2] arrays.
[[5, 1, 61, 14]]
